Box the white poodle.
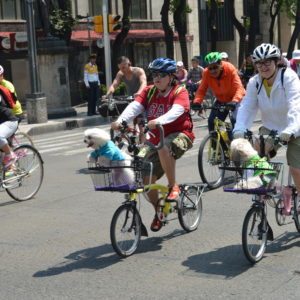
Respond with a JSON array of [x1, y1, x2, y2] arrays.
[[230, 138, 277, 189], [84, 128, 134, 187]]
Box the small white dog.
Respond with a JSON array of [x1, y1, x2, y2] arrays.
[[230, 138, 277, 189], [84, 128, 134, 186]]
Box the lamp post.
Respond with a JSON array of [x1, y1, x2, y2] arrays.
[[25, 0, 48, 124], [199, 0, 208, 65], [103, 0, 112, 88]]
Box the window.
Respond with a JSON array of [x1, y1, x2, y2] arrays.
[[130, 0, 146, 19], [0, 0, 24, 20], [89, 0, 102, 16]]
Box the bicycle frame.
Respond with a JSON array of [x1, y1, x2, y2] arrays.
[[208, 117, 231, 161]]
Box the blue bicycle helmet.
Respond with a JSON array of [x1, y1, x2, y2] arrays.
[[148, 58, 176, 73]]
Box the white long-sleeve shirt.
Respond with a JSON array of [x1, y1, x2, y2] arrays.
[[234, 67, 300, 137], [84, 62, 100, 87]]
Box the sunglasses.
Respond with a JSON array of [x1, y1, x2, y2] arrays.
[[208, 65, 220, 71], [255, 60, 273, 68], [151, 72, 169, 78]]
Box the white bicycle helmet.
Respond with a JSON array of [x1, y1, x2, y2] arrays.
[[0, 65, 4, 75], [252, 43, 280, 62]]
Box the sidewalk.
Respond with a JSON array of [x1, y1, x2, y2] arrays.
[[18, 103, 262, 136], [18, 104, 110, 136]]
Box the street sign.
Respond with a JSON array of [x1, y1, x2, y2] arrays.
[[96, 38, 104, 48]]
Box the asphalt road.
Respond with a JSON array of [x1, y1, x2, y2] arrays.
[[0, 118, 299, 300]]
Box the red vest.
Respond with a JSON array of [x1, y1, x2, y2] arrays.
[[0, 85, 16, 108]]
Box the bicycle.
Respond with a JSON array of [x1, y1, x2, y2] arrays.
[[9, 129, 35, 148], [195, 103, 236, 189], [1, 134, 44, 201], [98, 95, 133, 119], [220, 131, 300, 264], [88, 122, 206, 257]]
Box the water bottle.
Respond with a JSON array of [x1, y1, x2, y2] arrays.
[[282, 186, 292, 216]]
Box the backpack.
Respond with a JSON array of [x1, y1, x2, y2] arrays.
[[256, 67, 286, 94], [0, 85, 16, 108]]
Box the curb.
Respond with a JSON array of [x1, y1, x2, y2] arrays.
[[19, 115, 110, 136]]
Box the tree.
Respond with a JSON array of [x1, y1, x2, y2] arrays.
[[172, 0, 191, 68], [161, 0, 174, 59], [207, 0, 218, 51], [286, 0, 300, 58], [111, 0, 132, 76], [261, 0, 283, 44], [228, 0, 247, 68]]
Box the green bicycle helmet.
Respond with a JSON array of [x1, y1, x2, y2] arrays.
[[204, 52, 223, 64]]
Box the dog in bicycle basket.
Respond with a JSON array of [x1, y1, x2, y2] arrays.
[[230, 138, 277, 190], [84, 128, 134, 187]]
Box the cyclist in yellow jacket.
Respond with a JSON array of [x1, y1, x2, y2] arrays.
[[0, 65, 23, 122]]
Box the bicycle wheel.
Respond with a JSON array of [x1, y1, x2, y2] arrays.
[[110, 204, 141, 257], [275, 199, 287, 226], [293, 196, 300, 233], [4, 145, 44, 201], [242, 207, 267, 264], [198, 134, 226, 189], [15, 131, 35, 147], [178, 186, 202, 232]]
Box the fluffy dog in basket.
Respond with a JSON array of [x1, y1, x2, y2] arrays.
[[230, 138, 277, 189], [84, 128, 134, 186]]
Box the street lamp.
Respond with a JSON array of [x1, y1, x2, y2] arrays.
[[25, 0, 48, 124]]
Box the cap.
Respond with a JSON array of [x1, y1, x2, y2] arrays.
[[220, 52, 228, 59], [89, 53, 97, 58], [191, 56, 200, 62], [292, 49, 300, 60], [176, 61, 184, 67]]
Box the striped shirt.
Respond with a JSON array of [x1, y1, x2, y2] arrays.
[[84, 62, 100, 87]]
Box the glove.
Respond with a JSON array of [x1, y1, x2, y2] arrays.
[[279, 132, 292, 142], [226, 101, 237, 111], [191, 102, 203, 112], [233, 130, 245, 139]]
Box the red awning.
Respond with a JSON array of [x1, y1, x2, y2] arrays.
[[71, 29, 193, 46]]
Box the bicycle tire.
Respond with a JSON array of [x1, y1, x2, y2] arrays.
[[275, 199, 287, 226], [178, 186, 202, 232], [110, 204, 141, 257], [198, 134, 226, 189], [293, 196, 300, 233], [15, 131, 35, 147], [242, 207, 267, 264], [4, 144, 44, 201]]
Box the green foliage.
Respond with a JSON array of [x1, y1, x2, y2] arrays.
[[113, 82, 127, 96], [49, 9, 78, 41], [169, 0, 192, 15], [205, 0, 224, 9]]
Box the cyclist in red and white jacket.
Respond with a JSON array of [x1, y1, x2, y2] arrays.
[[112, 57, 194, 232]]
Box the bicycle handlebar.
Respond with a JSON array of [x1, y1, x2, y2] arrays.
[[115, 121, 165, 150], [144, 124, 165, 150]]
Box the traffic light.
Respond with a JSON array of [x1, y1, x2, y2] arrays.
[[108, 14, 121, 32], [94, 15, 103, 33]]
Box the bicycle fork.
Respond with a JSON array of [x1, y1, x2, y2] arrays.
[[252, 196, 273, 241]]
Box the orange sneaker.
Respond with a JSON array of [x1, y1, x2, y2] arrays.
[[167, 184, 180, 201], [150, 215, 162, 232]]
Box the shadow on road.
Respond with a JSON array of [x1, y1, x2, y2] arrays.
[[182, 232, 300, 279], [182, 244, 251, 279], [33, 229, 186, 277]]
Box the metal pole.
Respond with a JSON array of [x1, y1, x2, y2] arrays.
[[87, 15, 92, 55], [25, 0, 40, 94], [199, 0, 208, 66], [103, 0, 112, 88]]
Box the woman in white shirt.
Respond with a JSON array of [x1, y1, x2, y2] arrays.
[[234, 43, 300, 198]]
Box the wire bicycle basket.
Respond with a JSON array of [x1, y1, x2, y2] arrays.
[[219, 160, 283, 194], [88, 160, 152, 192]]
